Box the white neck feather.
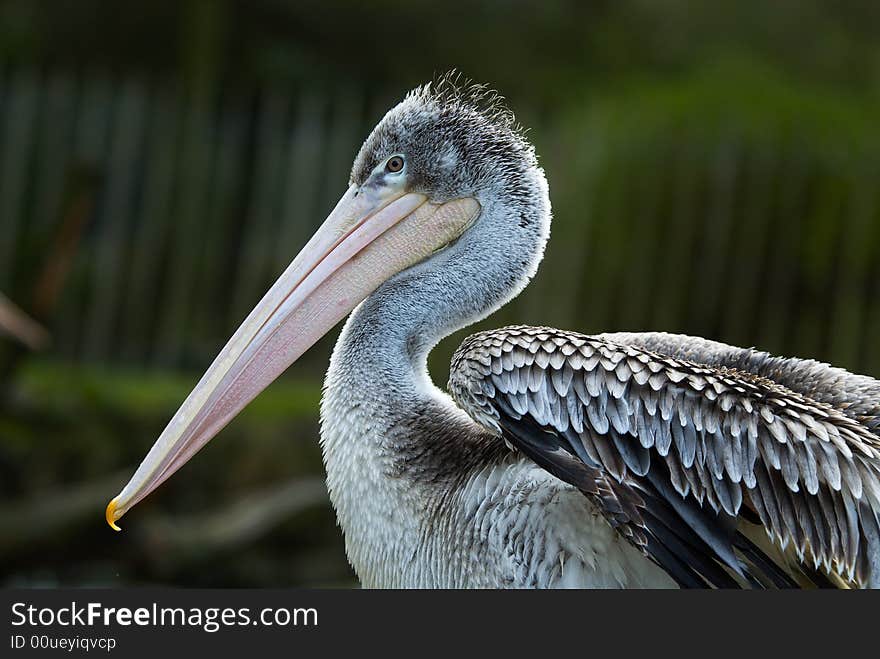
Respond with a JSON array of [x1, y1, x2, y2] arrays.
[[314, 175, 671, 588]]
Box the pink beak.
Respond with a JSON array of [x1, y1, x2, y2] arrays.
[[107, 184, 479, 529]]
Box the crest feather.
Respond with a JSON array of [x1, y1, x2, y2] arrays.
[[409, 70, 526, 141]]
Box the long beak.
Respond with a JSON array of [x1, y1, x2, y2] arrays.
[[107, 185, 479, 530]]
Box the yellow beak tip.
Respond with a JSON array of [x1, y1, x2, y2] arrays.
[[105, 497, 122, 532]]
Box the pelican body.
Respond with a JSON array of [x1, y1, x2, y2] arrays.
[[107, 78, 880, 588]]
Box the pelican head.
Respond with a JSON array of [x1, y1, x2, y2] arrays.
[[106, 76, 551, 529]]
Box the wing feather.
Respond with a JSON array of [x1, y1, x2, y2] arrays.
[[450, 325, 880, 588]]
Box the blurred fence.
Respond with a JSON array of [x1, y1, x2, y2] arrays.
[[531, 69, 880, 380], [0, 68, 397, 373], [1, 65, 879, 378]]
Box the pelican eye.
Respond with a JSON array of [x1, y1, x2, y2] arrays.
[[385, 156, 405, 173]]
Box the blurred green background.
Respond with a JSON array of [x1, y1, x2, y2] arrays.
[[1, 0, 878, 587]]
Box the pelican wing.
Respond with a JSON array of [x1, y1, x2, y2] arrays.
[[601, 331, 880, 438], [449, 326, 880, 588]]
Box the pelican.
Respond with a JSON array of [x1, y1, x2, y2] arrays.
[[106, 78, 880, 588]]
